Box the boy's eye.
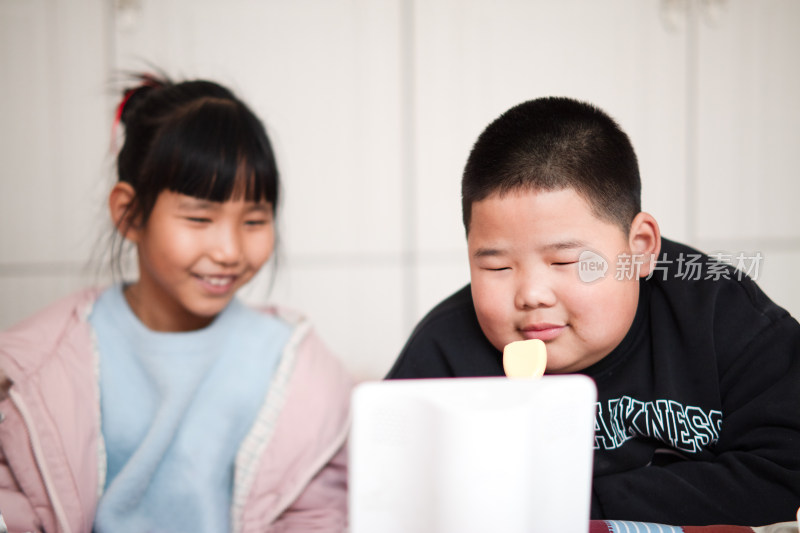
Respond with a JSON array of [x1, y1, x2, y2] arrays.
[[552, 261, 578, 266], [485, 267, 510, 271], [186, 217, 212, 223]]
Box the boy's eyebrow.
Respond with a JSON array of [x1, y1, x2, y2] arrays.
[[472, 247, 505, 258], [542, 239, 588, 251], [473, 240, 588, 258]]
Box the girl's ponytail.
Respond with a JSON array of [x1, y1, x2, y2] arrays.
[[114, 73, 167, 129]]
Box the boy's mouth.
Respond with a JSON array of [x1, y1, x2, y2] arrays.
[[519, 323, 566, 342]]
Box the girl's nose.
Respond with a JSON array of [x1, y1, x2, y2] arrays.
[[209, 225, 243, 266]]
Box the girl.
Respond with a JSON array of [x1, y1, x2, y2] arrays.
[[0, 74, 353, 533]]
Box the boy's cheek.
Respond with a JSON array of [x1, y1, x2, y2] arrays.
[[471, 281, 497, 312], [471, 278, 508, 311], [473, 293, 514, 342], [474, 310, 508, 354]]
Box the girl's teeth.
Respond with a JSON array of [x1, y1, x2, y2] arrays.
[[204, 276, 231, 286]]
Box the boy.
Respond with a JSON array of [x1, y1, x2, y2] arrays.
[[387, 97, 800, 526]]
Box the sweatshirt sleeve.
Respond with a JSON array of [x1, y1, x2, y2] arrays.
[[386, 323, 457, 379], [386, 285, 505, 379], [592, 311, 800, 526]]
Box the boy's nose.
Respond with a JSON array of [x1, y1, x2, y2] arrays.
[[514, 275, 556, 309]]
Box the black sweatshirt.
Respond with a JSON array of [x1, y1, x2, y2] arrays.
[[387, 238, 800, 526]]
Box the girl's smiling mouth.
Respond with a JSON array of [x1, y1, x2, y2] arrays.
[[194, 274, 238, 294]]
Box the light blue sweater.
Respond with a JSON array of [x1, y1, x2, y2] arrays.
[[89, 285, 291, 533]]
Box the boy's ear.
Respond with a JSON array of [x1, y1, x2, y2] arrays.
[[108, 182, 142, 243], [628, 212, 661, 278]]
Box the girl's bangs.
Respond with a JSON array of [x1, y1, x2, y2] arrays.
[[155, 99, 278, 205]]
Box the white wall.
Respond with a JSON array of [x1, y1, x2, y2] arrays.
[[2, 0, 799, 381]]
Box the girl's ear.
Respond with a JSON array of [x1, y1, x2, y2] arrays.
[[108, 182, 142, 243], [628, 212, 661, 278]]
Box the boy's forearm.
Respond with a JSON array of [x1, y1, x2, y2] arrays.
[[591, 453, 800, 526]]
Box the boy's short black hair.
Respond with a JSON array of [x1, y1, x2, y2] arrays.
[[461, 97, 641, 234]]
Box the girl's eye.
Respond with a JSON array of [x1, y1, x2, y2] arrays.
[[485, 267, 510, 271], [245, 219, 268, 226], [552, 261, 578, 266], [187, 217, 212, 223]]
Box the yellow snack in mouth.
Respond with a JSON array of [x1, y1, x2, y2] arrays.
[[503, 339, 547, 379]]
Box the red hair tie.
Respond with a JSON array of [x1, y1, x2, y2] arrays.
[[110, 74, 160, 152]]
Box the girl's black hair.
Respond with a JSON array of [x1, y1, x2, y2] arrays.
[[111, 73, 280, 274]]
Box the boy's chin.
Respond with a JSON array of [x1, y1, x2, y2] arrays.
[[545, 352, 600, 374]]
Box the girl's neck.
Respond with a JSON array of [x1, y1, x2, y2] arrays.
[[123, 283, 216, 332]]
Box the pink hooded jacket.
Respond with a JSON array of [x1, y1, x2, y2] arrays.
[[0, 288, 353, 533]]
